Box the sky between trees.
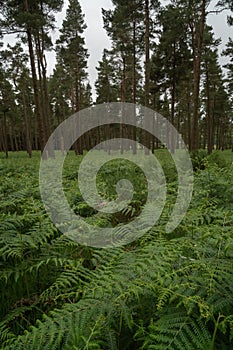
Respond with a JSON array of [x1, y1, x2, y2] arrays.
[[3, 0, 233, 99]]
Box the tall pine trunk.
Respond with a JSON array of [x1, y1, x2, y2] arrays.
[[144, 0, 150, 154], [22, 92, 32, 158], [23, 0, 47, 159], [35, 33, 55, 158], [2, 110, 8, 158], [206, 68, 214, 155], [132, 19, 137, 154], [121, 55, 126, 154], [191, 0, 206, 151]]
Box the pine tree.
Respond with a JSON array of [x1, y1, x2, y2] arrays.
[[49, 62, 70, 126], [56, 0, 89, 112], [0, 0, 64, 157], [171, 0, 210, 150], [150, 4, 191, 149], [1, 43, 34, 157], [201, 26, 222, 153], [56, 0, 90, 154], [222, 42, 233, 152], [95, 49, 121, 104], [103, 1, 143, 104], [217, 0, 233, 25], [102, 0, 160, 152], [223, 39, 233, 99], [0, 53, 18, 158]]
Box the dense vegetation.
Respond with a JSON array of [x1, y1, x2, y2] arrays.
[[1, 0, 233, 348], [0, 150, 233, 349]]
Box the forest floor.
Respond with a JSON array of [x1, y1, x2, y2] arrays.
[[0, 150, 233, 349]]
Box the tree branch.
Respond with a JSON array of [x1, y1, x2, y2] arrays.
[[0, 30, 26, 35], [207, 7, 229, 15]]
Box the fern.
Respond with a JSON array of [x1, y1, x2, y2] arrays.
[[1, 151, 233, 349], [141, 309, 211, 350]]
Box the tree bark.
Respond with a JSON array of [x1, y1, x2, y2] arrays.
[[2, 110, 8, 158], [132, 19, 137, 154], [191, 0, 206, 150], [121, 55, 126, 154], [23, 0, 47, 159], [144, 0, 150, 154], [22, 91, 32, 157]]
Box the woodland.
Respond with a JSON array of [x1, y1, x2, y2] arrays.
[[0, 0, 232, 154], [0, 0, 233, 349]]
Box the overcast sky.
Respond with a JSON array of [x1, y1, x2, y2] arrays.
[[3, 0, 233, 100]]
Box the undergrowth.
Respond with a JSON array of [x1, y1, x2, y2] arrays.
[[0, 150, 232, 349]]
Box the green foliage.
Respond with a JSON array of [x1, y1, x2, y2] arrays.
[[76, 203, 97, 217], [0, 151, 233, 349], [207, 151, 229, 168], [190, 150, 208, 171]]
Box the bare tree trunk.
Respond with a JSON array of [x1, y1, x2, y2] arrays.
[[9, 122, 14, 151], [132, 19, 137, 154], [35, 34, 55, 158], [22, 92, 32, 158], [170, 50, 176, 154], [23, 0, 47, 159], [14, 135, 19, 152], [206, 70, 214, 155], [76, 80, 83, 155], [71, 82, 78, 155], [2, 110, 8, 158], [145, 0, 150, 108], [121, 55, 126, 154], [191, 0, 206, 151], [186, 81, 192, 150], [144, 0, 150, 154]]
